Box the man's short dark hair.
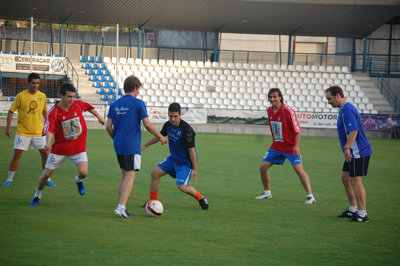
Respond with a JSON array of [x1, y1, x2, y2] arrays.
[[28, 73, 40, 82], [268, 88, 284, 103], [59, 83, 76, 96], [168, 102, 181, 113], [124, 75, 142, 93], [325, 86, 344, 98]]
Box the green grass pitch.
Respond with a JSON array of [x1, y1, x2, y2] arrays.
[[0, 127, 399, 265]]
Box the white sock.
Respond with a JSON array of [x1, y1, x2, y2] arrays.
[[307, 194, 314, 199], [358, 210, 367, 217], [349, 206, 358, 213], [265, 190, 271, 194], [75, 175, 82, 183], [34, 189, 43, 199], [7, 170, 16, 181], [117, 204, 125, 210]]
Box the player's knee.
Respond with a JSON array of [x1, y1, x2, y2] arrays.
[[151, 169, 161, 179], [79, 170, 88, 178]]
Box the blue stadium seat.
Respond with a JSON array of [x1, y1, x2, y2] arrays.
[[19, 52, 25, 55], [102, 82, 110, 89], [96, 56, 103, 63], [101, 95, 109, 101], [96, 88, 105, 95], [10, 51, 17, 55], [45, 53, 51, 57], [86, 69, 94, 75], [110, 82, 117, 89], [1, 51, 9, 54], [110, 95, 116, 101], [80, 55, 87, 63], [102, 69, 110, 76], [8, 97, 15, 101], [54, 54, 59, 57], [89, 75, 97, 82], [88, 56, 95, 63], [36, 53, 43, 56], [93, 81, 101, 88], [82, 63, 90, 69], [118, 89, 123, 96], [91, 63, 98, 70], [94, 69, 102, 76], [97, 76, 106, 82], [27, 52, 32, 55], [100, 63, 107, 70], [106, 89, 114, 95], [105, 76, 114, 82]]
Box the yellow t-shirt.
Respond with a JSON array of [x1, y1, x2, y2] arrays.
[[10, 89, 47, 137]]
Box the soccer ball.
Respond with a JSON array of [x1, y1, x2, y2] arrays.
[[145, 200, 164, 217]]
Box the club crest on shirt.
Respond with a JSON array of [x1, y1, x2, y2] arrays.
[[62, 116, 66, 120], [74, 112, 77, 117], [278, 117, 281, 121]]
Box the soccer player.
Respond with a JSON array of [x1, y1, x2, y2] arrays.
[[325, 86, 372, 222], [106, 75, 167, 218], [29, 83, 105, 206], [255, 88, 316, 204], [3, 73, 55, 187], [141, 102, 209, 210]]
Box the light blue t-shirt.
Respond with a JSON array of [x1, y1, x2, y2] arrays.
[[107, 95, 148, 155], [337, 102, 372, 158]]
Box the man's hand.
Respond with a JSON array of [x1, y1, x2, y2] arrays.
[[160, 136, 167, 145], [192, 169, 198, 183], [5, 128, 12, 138], [344, 149, 352, 162]]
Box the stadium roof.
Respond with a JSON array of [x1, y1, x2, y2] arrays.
[[1, 0, 400, 38]]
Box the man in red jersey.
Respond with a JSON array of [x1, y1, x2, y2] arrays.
[[30, 83, 105, 206], [255, 88, 316, 204]]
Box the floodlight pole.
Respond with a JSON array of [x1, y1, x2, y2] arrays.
[[287, 34, 292, 65], [116, 23, 119, 100], [30, 17, 33, 72]]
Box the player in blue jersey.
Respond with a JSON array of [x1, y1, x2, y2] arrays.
[[106, 75, 167, 218], [141, 103, 209, 210], [325, 86, 372, 222]]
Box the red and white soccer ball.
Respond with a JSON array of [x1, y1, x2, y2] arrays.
[[145, 200, 164, 217]]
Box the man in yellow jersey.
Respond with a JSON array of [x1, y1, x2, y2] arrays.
[[3, 73, 55, 187]]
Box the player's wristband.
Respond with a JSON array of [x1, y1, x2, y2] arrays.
[[344, 146, 351, 149]]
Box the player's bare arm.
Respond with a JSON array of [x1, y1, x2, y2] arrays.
[[344, 130, 358, 162], [5, 111, 13, 138], [142, 118, 167, 145], [105, 118, 114, 138], [88, 109, 105, 125], [141, 136, 161, 151], [293, 132, 302, 157], [44, 131, 53, 151], [188, 147, 198, 182]]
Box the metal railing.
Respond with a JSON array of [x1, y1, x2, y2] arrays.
[[368, 58, 399, 113], [65, 57, 79, 96]]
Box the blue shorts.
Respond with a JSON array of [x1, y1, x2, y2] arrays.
[[158, 156, 192, 185], [262, 149, 302, 165]]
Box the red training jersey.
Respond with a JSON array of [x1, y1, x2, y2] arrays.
[[43, 99, 94, 155], [267, 103, 301, 154]]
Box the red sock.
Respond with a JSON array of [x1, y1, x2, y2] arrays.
[[194, 190, 203, 201], [150, 191, 159, 200]]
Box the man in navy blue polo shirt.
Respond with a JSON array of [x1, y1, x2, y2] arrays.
[[142, 103, 209, 210], [326, 86, 372, 222]]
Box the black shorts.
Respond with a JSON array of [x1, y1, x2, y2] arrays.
[[117, 154, 141, 171], [342, 155, 370, 177]]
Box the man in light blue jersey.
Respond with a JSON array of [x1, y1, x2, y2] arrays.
[[326, 86, 372, 222], [141, 103, 209, 210], [106, 75, 167, 218]]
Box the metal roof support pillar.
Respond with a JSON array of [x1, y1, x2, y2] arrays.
[[116, 23, 119, 100], [287, 34, 292, 65], [138, 27, 142, 59], [59, 23, 64, 57], [362, 35, 369, 73], [213, 31, 219, 62], [350, 38, 356, 72], [30, 17, 33, 72]]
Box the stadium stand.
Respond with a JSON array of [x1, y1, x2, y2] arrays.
[[73, 57, 378, 114]]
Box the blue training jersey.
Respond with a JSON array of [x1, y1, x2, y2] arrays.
[[160, 119, 196, 166], [337, 102, 372, 158], [107, 95, 148, 155]]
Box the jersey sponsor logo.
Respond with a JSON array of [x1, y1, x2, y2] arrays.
[[270, 121, 283, 142], [61, 117, 82, 140], [27, 100, 38, 114]]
